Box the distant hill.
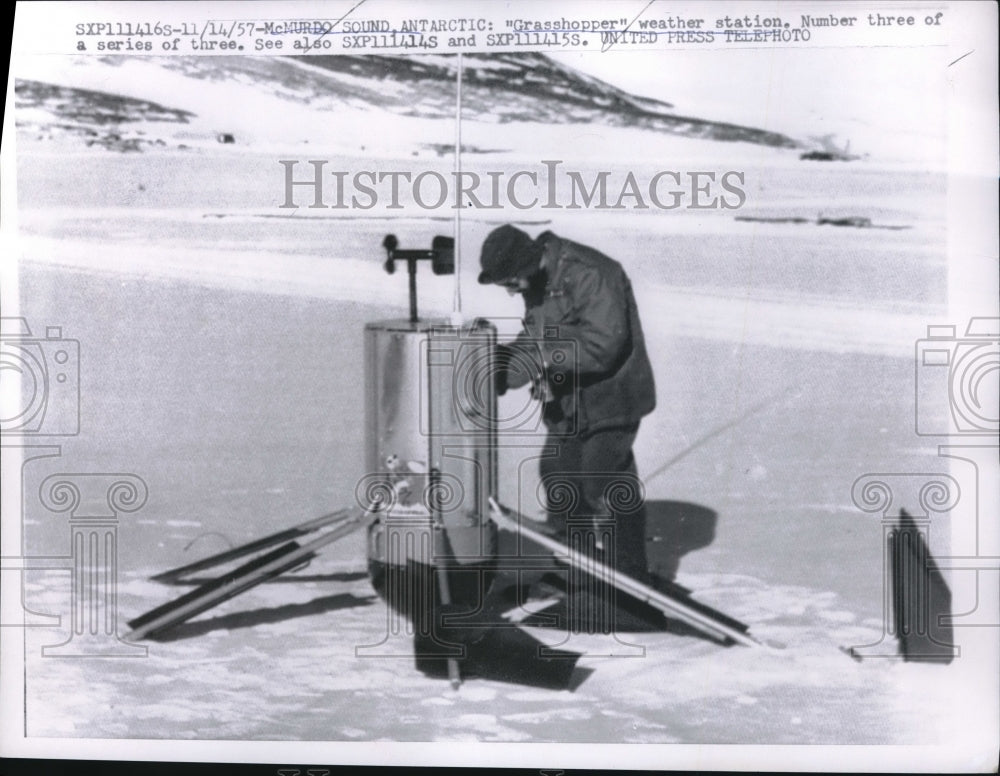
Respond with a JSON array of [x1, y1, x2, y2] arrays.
[[15, 79, 195, 151], [297, 53, 799, 148], [15, 53, 800, 152]]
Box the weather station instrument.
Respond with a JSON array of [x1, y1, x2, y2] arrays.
[[127, 56, 768, 691]]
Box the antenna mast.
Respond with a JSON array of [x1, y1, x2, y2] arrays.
[[451, 53, 464, 325]]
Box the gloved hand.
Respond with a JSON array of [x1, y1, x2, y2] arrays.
[[530, 376, 553, 403], [492, 344, 510, 397], [493, 342, 539, 397]]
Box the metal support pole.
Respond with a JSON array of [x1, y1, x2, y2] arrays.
[[408, 259, 418, 323]]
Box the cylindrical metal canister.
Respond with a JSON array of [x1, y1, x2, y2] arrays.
[[363, 318, 498, 610]]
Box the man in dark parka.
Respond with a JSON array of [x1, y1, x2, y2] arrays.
[[479, 224, 656, 582]]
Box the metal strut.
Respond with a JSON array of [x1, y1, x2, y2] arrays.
[[150, 508, 355, 584], [488, 497, 772, 649], [128, 510, 365, 641]]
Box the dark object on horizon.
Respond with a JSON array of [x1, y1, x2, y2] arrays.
[[818, 216, 872, 228], [800, 134, 862, 161], [734, 216, 812, 225], [735, 214, 910, 230], [891, 509, 955, 663], [801, 150, 838, 161], [217, 132, 235, 144], [800, 150, 862, 161], [423, 142, 509, 157]]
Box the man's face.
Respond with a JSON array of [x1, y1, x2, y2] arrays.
[[499, 277, 531, 296]]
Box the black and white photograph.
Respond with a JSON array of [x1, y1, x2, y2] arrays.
[[1, 0, 998, 771]]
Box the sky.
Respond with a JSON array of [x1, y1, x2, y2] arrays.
[[551, 46, 946, 161]]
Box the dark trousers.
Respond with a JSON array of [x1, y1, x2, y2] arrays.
[[539, 423, 649, 582]]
